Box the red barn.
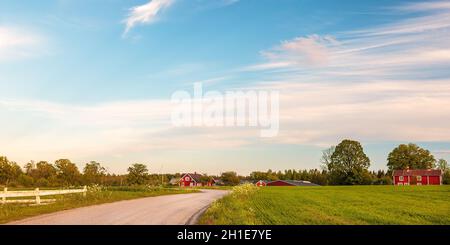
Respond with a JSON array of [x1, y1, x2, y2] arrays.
[[179, 173, 216, 187], [393, 169, 443, 186], [266, 180, 319, 186]]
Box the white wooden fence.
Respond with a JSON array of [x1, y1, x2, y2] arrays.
[[1, 186, 87, 205]]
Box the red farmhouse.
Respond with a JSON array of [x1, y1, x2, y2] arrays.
[[393, 169, 442, 186], [179, 173, 216, 187]]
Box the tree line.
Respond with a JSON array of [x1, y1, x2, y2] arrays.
[[0, 159, 172, 187], [1, 140, 449, 187]]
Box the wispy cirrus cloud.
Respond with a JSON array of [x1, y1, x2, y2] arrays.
[[392, 0, 450, 12], [241, 0, 450, 145], [123, 0, 175, 35], [0, 26, 43, 62], [246, 1, 450, 78]]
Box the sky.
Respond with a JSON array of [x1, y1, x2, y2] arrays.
[[1, 0, 450, 175]]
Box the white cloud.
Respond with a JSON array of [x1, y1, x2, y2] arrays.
[[3, 77, 450, 164], [123, 0, 175, 34], [0, 97, 263, 171], [240, 1, 450, 145], [0, 26, 43, 61], [260, 35, 337, 67], [269, 79, 450, 145], [247, 1, 450, 79]]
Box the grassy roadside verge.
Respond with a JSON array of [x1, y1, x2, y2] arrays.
[[1, 186, 198, 224], [198, 184, 450, 225]]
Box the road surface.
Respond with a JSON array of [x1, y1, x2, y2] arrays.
[[8, 189, 228, 225]]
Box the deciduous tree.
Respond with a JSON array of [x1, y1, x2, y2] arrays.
[[35, 161, 57, 180], [0, 156, 23, 185], [326, 139, 371, 185], [387, 143, 436, 171], [83, 161, 107, 185], [55, 159, 81, 186], [127, 163, 149, 185]]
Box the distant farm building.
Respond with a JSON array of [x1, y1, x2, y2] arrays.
[[169, 178, 179, 186], [255, 180, 268, 187], [179, 173, 216, 187], [255, 180, 319, 187], [393, 169, 443, 185]]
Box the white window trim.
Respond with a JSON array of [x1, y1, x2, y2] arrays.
[[399, 176, 404, 181]]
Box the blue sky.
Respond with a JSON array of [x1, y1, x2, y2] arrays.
[[1, 0, 450, 174]]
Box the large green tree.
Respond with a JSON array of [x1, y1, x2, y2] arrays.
[[387, 143, 436, 171], [83, 161, 107, 185], [0, 156, 23, 185], [35, 161, 57, 179], [127, 163, 149, 185], [55, 159, 81, 186], [326, 139, 371, 185]]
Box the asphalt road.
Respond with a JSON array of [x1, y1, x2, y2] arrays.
[[8, 189, 228, 225]]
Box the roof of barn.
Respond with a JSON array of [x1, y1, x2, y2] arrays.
[[393, 169, 442, 176]]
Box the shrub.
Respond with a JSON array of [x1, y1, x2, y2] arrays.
[[18, 174, 34, 187], [230, 183, 258, 198], [36, 178, 50, 187]]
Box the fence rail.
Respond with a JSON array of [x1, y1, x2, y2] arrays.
[[1, 186, 87, 205]]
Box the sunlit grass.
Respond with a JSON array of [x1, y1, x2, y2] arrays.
[[199, 185, 450, 225]]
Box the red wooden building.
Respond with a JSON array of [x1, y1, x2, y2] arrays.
[[267, 180, 319, 186], [255, 180, 268, 187], [179, 173, 216, 187], [393, 169, 443, 186]]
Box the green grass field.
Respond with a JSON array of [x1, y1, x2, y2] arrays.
[[199, 185, 450, 225], [0, 186, 197, 224]]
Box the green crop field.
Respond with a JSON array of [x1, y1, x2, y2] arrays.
[[199, 185, 450, 225]]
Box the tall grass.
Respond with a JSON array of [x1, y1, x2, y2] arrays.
[[200, 184, 260, 225]]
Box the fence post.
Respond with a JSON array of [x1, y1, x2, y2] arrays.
[[35, 188, 41, 205], [83, 186, 87, 197], [2, 187, 7, 204]]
